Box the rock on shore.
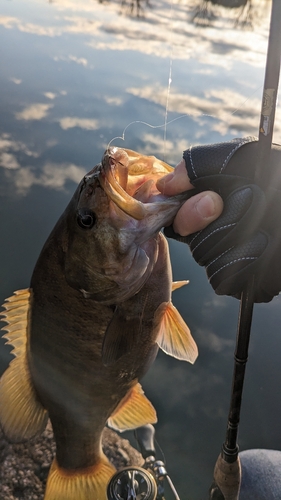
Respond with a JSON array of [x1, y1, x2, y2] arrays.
[[0, 421, 143, 500]]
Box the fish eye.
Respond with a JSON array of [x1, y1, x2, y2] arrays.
[[77, 209, 96, 229]]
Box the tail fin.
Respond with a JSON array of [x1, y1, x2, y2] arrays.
[[44, 455, 116, 500]]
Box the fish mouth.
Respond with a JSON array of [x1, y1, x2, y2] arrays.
[[98, 147, 185, 222]]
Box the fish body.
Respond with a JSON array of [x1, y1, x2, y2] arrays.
[[0, 148, 198, 500]]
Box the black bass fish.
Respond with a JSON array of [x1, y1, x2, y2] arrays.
[[0, 147, 198, 500]]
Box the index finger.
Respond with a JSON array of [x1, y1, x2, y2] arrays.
[[156, 159, 193, 195]]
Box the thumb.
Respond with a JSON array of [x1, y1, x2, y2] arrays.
[[173, 191, 224, 236]]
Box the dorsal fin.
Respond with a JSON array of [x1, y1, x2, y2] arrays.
[[155, 302, 198, 364], [0, 289, 48, 442], [1, 288, 31, 358], [107, 382, 157, 432]]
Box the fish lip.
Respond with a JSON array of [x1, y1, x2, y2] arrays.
[[99, 155, 148, 220], [98, 147, 188, 221]]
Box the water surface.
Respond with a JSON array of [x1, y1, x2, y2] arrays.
[[1, 1, 281, 498]]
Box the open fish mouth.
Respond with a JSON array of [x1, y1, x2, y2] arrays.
[[99, 147, 180, 220]]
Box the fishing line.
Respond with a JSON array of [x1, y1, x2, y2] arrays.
[[106, 81, 266, 155], [106, 82, 264, 151], [230, 84, 264, 116], [154, 435, 167, 465], [106, 2, 268, 158], [164, 60, 173, 158], [106, 117, 194, 157], [106, 0, 179, 158], [163, 0, 176, 160]]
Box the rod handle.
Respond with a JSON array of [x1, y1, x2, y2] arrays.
[[212, 453, 241, 500]]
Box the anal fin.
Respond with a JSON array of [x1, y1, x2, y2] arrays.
[[107, 382, 157, 432], [0, 289, 48, 441], [45, 455, 115, 500]]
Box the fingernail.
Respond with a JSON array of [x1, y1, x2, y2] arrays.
[[156, 171, 174, 189], [195, 194, 216, 218]]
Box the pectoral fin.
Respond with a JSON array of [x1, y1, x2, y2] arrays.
[[155, 302, 198, 364], [0, 289, 48, 442], [102, 307, 141, 366], [107, 382, 157, 431]]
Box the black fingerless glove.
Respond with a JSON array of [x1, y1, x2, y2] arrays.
[[165, 137, 281, 302]]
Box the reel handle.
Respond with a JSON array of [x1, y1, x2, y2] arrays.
[[134, 424, 156, 459]]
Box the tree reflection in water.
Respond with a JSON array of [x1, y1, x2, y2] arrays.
[[193, 0, 257, 27], [89, 0, 265, 27]]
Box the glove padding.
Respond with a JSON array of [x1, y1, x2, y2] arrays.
[[165, 137, 281, 302]]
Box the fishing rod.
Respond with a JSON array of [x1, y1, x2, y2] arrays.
[[210, 1, 281, 499]]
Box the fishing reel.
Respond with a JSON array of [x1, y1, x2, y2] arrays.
[[107, 465, 157, 500], [107, 424, 180, 500]]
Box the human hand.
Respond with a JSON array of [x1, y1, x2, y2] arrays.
[[156, 159, 223, 235], [169, 137, 281, 303]]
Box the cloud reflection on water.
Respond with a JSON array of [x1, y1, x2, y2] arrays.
[[0, 152, 20, 171], [12, 162, 87, 194], [0, 133, 86, 194], [10, 77, 22, 85], [44, 92, 57, 100], [196, 328, 234, 353], [127, 84, 266, 136], [0, 134, 39, 171], [53, 54, 89, 66], [58, 117, 100, 130], [15, 103, 54, 121]]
